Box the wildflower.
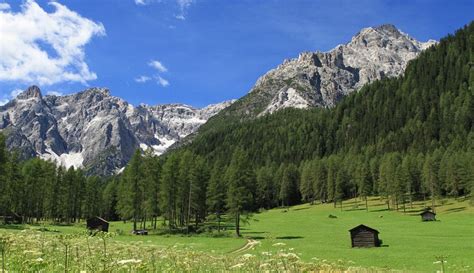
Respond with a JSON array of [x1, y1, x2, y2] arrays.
[[230, 263, 245, 269], [117, 259, 142, 265], [241, 253, 255, 260], [279, 252, 300, 259]]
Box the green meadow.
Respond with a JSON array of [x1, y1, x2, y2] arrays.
[[1, 197, 473, 272], [241, 197, 474, 272]]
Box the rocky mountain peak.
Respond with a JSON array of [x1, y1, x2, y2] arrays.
[[230, 24, 437, 117], [75, 87, 111, 99], [374, 23, 399, 33], [16, 85, 42, 100]]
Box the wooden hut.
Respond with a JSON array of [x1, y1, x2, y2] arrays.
[[1, 212, 22, 224], [420, 210, 436, 221], [86, 216, 109, 232], [132, 229, 148, 235], [349, 224, 381, 248]]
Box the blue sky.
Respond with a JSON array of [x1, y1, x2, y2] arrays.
[[0, 0, 472, 107]]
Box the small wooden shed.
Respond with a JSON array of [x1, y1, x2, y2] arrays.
[[1, 212, 22, 224], [420, 210, 436, 221], [132, 229, 148, 235], [86, 216, 109, 232], [349, 224, 381, 248]]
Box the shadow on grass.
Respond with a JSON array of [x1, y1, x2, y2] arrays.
[[275, 236, 304, 240], [344, 208, 367, 212], [370, 208, 390, 212], [293, 207, 310, 211], [0, 224, 25, 230], [444, 206, 466, 213], [248, 236, 266, 240], [242, 231, 267, 234]]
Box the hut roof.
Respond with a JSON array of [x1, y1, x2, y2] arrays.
[[88, 216, 109, 223], [349, 224, 379, 234], [420, 210, 436, 216]]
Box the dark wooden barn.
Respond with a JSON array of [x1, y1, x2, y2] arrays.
[[349, 224, 381, 248], [1, 212, 22, 224], [86, 216, 109, 232], [420, 210, 436, 221]]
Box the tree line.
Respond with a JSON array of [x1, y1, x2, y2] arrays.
[[0, 136, 116, 224]]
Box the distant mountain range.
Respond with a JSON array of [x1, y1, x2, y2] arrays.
[[0, 86, 234, 175], [0, 24, 435, 175]]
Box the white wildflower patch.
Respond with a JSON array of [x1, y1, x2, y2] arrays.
[[278, 252, 300, 259], [117, 259, 142, 265], [230, 263, 245, 269], [241, 253, 255, 260]]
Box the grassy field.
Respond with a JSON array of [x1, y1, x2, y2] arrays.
[[1, 197, 473, 272], [241, 197, 474, 272]]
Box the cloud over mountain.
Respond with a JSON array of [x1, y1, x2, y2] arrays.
[[0, 0, 105, 85]]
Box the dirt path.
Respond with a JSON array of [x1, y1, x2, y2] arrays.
[[231, 239, 260, 254]]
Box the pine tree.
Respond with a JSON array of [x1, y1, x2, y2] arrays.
[[225, 148, 254, 237], [279, 164, 299, 208], [207, 163, 226, 232], [160, 153, 180, 229], [118, 150, 144, 230], [300, 161, 315, 204]]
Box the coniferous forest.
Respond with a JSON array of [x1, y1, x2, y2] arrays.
[[0, 22, 472, 237]]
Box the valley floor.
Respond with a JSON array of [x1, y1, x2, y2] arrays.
[[1, 197, 473, 272]]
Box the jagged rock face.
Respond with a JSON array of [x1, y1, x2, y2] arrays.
[[225, 24, 436, 117], [0, 86, 234, 175]]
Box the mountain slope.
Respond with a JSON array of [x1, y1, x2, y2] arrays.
[[205, 24, 435, 124], [178, 22, 473, 167], [0, 87, 234, 175]]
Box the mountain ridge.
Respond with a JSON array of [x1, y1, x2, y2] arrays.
[[211, 24, 435, 121], [0, 86, 235, 175]]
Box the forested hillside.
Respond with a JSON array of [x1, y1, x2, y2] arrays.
[[0, 23, 472, 236], [152, 22, 473, 233]]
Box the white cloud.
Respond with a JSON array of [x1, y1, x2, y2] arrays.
[[0, 3, 10, 10], [156, 76, 169, 87], [137, 60, 169, 86], [176, 0, 193, 20], [134, 0, 194, 20], [135, 75, 151, 83], [46, 90, 63, 96], [0, 88, 24, 105], [0, 0, 105, 85], [148, 60, 168, 73], [10, 88, 22, 98]]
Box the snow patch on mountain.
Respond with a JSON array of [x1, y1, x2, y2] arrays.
[[41, 149, 84, 169]]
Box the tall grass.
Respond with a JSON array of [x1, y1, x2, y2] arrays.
[[0, 230, 389, 272]]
